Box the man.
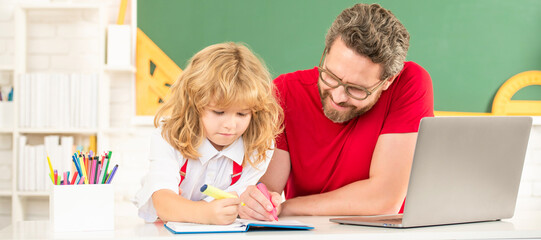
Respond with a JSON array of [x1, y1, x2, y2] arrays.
[[239, 3, 433, 221]]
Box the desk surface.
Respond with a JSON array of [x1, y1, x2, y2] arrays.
[[2, 211, 541, 240]]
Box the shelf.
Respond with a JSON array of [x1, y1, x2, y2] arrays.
[[19, 3, 102, 10], [0, 190, 12, 196], [0, 128, 14, 133], [103, 65, 136, 73], [18, 128, 98, 134], [102, 126, 154, 135], [16, 191, 49, 197], [0, 65, 14, 71], [5, 0, 137, 225]]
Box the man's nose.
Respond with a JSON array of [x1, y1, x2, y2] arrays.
[[331, 85, 349, 104]]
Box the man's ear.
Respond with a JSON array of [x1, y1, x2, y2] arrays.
[[382, 74, 399, 91]]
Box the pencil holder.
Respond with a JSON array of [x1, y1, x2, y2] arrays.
[[0, 102, 13, 128], [50, 184, 114, 232]]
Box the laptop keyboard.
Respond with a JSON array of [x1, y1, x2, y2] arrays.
[[374, 218, 402, 223]]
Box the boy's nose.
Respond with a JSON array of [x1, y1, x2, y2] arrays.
[[223, 115, 236, 129]]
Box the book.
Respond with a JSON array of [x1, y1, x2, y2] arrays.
[[164, 219, 314, 234]]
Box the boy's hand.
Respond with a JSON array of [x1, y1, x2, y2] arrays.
[[204, 196, 241, 225], [239, 185, 282, 221]]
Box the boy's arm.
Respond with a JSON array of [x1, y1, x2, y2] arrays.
[[152, 189, 240, 225]]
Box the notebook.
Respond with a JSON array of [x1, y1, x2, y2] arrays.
[[165, 219, 314, 234], [330, 116, 532, 228]]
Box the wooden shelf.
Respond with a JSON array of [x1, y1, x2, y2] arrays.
[[16, 191, 49, 197], [19, 3, 102, 10], [17, 128, 98, 134], [0, 128, 14, 133], [0, 190, 12, 197], [102, 126, 154, 135], [3, 0, 137, 225], [0, 65, 14, 71], [103, 65, 136, 73]]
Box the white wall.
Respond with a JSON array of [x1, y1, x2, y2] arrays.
[[517, 125, 541, 211], [0, 0, 540, 230]]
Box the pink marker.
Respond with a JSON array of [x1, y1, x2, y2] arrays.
[[89, 159, 95, 184], [78, 176, 85, 184], [256, 182, 278, 221]]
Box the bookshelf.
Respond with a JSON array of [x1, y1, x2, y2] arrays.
[[103, 65, 136, 72], [1, 1, 138, 224], [17, 129, 100, 134], [0, 66, 14, 71], [0, 129, 12, 134]]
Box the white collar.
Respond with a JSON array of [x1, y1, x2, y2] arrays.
[[197, 137, 244, 165]]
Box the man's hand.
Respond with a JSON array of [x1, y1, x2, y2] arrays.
[[239, 185, 282, 221]]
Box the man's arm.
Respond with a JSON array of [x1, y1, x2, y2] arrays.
[[259, 149, 290, 193], [280, 132, 416, 216]]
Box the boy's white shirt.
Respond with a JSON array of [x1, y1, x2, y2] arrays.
[[134, 129, 273, 222]]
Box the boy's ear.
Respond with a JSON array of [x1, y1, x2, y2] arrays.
[[382, 74, 399, 91]]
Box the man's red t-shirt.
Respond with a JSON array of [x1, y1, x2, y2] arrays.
[[274, 62, 434, 208]]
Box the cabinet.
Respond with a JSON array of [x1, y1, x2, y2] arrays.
[[0, 1, 139, 224]]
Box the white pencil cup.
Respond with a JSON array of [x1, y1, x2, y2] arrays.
[[0, 102, 13, 128], [50, 184, 115, 232]]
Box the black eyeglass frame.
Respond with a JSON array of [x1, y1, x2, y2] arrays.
[[318, 48, 386, 100]]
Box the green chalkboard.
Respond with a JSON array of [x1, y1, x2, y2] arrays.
[[138, 0, 541, 113]]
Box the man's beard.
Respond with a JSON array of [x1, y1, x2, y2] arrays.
[[318, 83, 381, 123]]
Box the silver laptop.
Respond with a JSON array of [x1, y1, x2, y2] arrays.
[[330, 116, 532, 228]]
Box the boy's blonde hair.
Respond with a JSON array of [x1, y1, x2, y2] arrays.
[[154, 42, 283, 167]]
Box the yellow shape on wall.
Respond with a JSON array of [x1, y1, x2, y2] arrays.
[[492, 71, 541, 115], [136, 28, 182, 116], [435, 71, 541, 116]]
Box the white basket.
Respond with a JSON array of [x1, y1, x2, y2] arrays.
[[50, 184, 115, 232]]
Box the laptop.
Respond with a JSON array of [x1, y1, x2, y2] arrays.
[[330, 116, 532, 228]]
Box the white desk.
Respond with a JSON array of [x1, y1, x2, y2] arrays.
[[1, 211, 541, 240]]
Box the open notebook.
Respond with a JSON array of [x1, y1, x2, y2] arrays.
[[165, 219, 314, 234]]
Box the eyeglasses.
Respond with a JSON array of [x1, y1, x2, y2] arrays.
[[318, 48, 386, 100]]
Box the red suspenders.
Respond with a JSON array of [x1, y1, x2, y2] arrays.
[[178, 160, 243, 190], [230, 162, 243, 185]]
